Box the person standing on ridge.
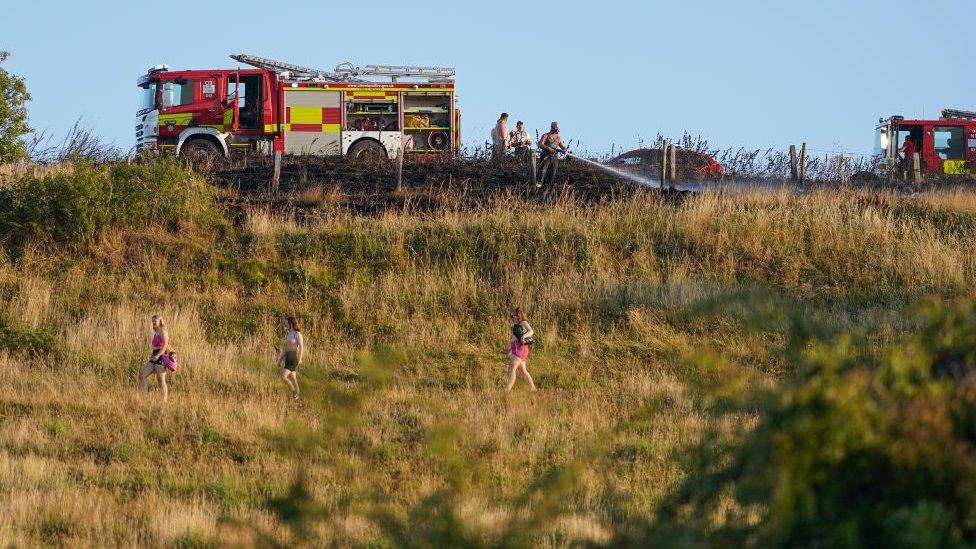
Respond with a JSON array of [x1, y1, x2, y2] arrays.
[[278, 316, 305, 400], [509, 121, 532, 159], [538, 121, 568, 186], [505, 307, 538, 392], [491, 113, 510, 160]]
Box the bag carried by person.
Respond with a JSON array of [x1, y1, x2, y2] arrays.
[[161, 348, 179, 372], [512, 323, 534, 346]]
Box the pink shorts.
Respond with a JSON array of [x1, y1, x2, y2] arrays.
[[510, 341, 529, 360]]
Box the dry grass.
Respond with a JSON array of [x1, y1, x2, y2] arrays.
[[0, 162, 76, 186], [1, 185, 975, 546]]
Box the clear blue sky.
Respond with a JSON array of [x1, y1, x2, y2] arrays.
[[4, 0, 973, 156]]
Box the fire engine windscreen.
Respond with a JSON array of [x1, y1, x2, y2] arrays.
[[161, 80, 194, 108], [139, 81, 157, 110]]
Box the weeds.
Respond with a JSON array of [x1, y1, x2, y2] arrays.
[[25, 120, 122, 164]]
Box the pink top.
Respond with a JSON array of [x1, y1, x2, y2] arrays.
[[151, 332, 164, 348]]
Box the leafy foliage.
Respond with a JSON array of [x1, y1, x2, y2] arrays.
[[0, 158, 221, 251], [626, 297, 976, 547], [0, 51, 31, 163], [0, 315, 54, 356]]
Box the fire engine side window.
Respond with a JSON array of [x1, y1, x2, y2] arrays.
[[161, 80, 195, 108], [933, 126, 965, 160], [227, 81, 246, 108]]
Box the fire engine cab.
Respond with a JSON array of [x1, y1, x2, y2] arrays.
[[875, 109, 976, 175], [136, 54, 459, 163]]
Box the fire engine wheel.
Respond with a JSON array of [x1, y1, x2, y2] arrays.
[[347, 139, 387, 161], [181, 139, 223, 172]]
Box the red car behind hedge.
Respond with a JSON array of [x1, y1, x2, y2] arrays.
[[607, 148, 724, 180]]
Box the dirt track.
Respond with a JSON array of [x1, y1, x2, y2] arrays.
[[210, 155, 686, 214]]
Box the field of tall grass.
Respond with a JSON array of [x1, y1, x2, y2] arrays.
[[2, 160, 976, 546]]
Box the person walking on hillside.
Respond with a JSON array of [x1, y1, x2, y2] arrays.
[[509, 121, 533, 159], [491, 113, 510, 161], [505, 307, 538, 392], [278, 316, 305, 400], [538, 121, 568, 186], [140, 314, 176, 402]]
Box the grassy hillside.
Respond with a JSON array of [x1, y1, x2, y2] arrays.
[[2, 161, 976, 546]]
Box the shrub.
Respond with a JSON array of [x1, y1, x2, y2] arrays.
[[0, 158, 220, 251], [0, 315, 55, 355], [630, 297, 976, 547]]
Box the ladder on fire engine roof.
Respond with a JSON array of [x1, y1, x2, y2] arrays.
[[333, 62, 455, 83], [230, 54, 355, 83], [942, 108, 976, 121], [230, 54, 455, 84]]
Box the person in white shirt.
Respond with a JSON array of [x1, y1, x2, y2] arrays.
[[490, 113, 509, 160], [509, 121, 532, 159]]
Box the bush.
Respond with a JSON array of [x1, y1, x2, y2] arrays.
[[0, 158, 220, 251], [0, 316, 55, 356], [629, 297, 976, 547]]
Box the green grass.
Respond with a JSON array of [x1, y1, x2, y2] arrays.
[[2, 161, 976, 545]]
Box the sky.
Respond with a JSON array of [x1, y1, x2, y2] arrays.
[[3, 0, 974, 157]]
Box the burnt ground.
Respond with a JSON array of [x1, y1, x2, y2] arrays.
[[208, 154, 686, 216]]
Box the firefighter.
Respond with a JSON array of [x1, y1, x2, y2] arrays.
[[491, 113, 510, 160], [899, 134, 917, 179], [537, 121, 568, 186], [509, 121, 532, 159]]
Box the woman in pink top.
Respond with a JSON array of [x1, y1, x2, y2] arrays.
[[505, 307, 537, 392], [140, 314, 171, 401]]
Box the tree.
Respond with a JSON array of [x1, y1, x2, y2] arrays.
[[0, 51, 31, 163]]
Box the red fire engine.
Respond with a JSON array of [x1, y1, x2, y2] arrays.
[[136, 54, 459, 163], [875, 109, 976, 175]]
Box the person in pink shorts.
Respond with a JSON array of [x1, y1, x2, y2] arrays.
[[140, 314, 173, 402], [505, 307, 537, 392]]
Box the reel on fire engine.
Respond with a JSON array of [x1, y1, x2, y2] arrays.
[[428, 131, 449, 150]]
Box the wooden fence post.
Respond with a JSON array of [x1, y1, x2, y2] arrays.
[[799, 143, 808, 183], [528, 150, 537, 186], [789, 145, 798, 182], [660, 142, 669, 190], [912, 152, 922, 184], [669, 144, 677, 187], [272, 150, 282, 193]]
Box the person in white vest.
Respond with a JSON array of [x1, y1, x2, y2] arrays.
[[509, 121, 532, 159]]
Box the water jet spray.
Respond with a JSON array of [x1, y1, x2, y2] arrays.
[[564, 152, 662, 189]]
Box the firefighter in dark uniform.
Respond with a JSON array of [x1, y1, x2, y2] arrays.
[[537, 121, 568, 186]]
